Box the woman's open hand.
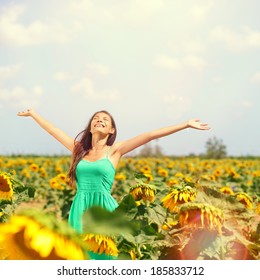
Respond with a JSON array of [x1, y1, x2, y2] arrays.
[[188, 119, 210, 130]]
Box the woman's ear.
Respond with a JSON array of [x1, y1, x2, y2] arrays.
[[109, 127, 115, 134]]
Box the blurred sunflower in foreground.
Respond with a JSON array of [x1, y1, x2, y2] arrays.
[[0, 209, 87, 260], [83, 234, 118, 257]]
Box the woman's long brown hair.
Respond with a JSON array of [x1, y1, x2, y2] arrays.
[[68, 110, 117, 187]]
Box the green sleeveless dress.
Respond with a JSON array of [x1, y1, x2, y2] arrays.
[[68, 147, 118, 260]]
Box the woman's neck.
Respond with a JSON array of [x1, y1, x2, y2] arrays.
[[91, 135, 108, 151]]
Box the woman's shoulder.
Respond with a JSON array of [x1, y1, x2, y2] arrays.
[[109, 141, 127, 158]]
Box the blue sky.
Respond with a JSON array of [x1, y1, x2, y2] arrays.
[[0, 0, 259, 156]]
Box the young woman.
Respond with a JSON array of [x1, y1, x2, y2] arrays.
[[17, 109, 210, 259]]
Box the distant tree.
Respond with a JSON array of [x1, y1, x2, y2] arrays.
[[138, 143, 153, 157], [154, 141, 164, 157], [138, 141, 164, 157], [204, 136, 227, 159]]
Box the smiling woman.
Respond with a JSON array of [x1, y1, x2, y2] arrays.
[[17, 108, 210, 259]]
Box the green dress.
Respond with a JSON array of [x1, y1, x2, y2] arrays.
[[68, 147, 118, 260]]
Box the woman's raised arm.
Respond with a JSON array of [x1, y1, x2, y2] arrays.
[[114, 119, 210, 157], [17, 109, 75, 152]]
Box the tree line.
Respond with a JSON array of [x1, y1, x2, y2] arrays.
[[136, 136, 227, 159]]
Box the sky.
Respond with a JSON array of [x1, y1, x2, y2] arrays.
[[0, 0, 259, 157]]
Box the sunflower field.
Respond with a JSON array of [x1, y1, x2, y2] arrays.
[[0, 155, 260, 260]]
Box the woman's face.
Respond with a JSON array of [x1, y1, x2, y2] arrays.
[[90, 112, 115, 135]]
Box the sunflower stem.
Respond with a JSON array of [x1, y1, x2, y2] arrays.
[[219, 233, 225, 260], [136, 245, 143, 259]]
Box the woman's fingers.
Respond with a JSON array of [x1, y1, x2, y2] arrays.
[[17, 109, 32, 116]]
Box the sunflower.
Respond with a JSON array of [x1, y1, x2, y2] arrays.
[[158, 168, 168, 177], [214, 168, 222, 177], [55, 165, 63, 174], [83, 234, 118, 257], [161, 185, 197, 213], [57, 173, 68, 182], [140, 165, 152, 174], [115, 173, 127, 181], [235, 192, 253, 209], [39, 167, 47, 178], [49, 178, 64, 190], [179, 203, 224, 233], [0, 209, 87, 260], [29, 163, 39, 172], [0, 171, 13, 201], [228, 169, 240, 179], [220, 186, 234, 195], [21, 168, 31, 178], [175, 172, 185, 178], [49, 174, 70, 190], [130, 183, 156, 202], [166, 178, 179, 187]]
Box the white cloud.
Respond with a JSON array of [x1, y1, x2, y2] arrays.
[[183, 55, 208, 70], [210, 26, 260, 52], [111, 0, 164, 25], [70, 77, 121, 101], [87, 63, 110, 76], [154, 54, 208, 71], [0, 64, 22, 81], [0, 63, 42, 109], [54, 63, 111, 82], [32, 86, 44, 96], [0, 4, 79, 46], [0, 85, 42, 109], [191, 2, 213, 22], [250, 72, 260, 84], [53, 72, 74, 81], [154, 55, 181, 70], [66, 0, 164, 25]]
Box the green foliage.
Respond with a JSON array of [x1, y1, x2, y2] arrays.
[[44, 188, 75, 219], [82, 203, 137, 237]]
